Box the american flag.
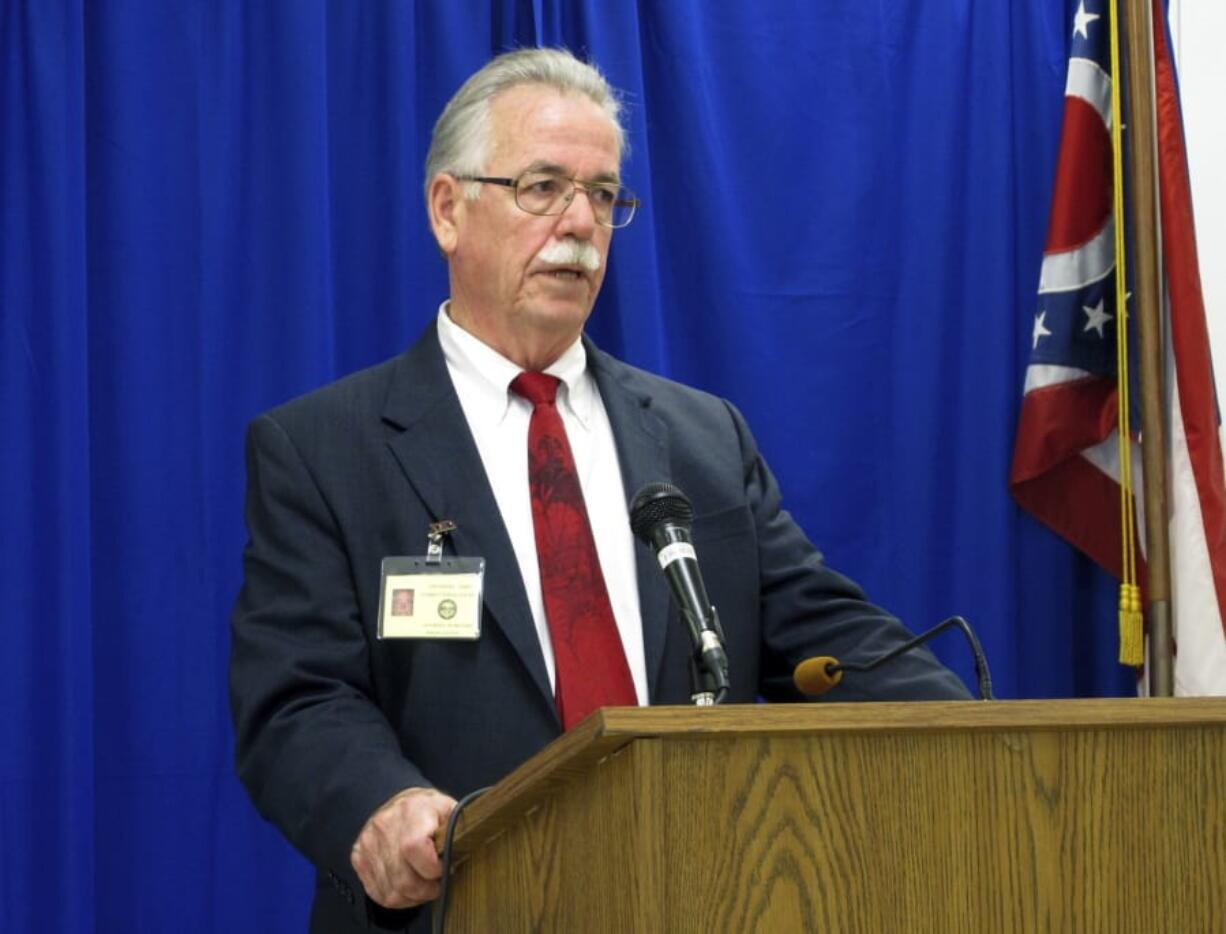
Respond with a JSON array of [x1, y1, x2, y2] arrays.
[[1010, 0, 1226, 695]]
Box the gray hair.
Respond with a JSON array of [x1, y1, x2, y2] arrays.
[[424, 48, 627, 204]]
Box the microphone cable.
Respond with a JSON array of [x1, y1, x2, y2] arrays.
[[432, 784, 493, 934]]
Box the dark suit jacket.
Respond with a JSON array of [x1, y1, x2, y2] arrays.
[[230, 321, 969, 932]]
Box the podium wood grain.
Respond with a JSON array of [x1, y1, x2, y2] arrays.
[[444, 699, 1226, 933]]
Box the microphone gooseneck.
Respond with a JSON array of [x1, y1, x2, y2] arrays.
[[629, 482, 730, 705], [792, 615, 994, 700]]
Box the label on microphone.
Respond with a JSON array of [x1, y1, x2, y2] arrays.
[[657, 541, 697, 569]]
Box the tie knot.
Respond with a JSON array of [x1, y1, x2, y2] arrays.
[[511, 371, 561, 407]]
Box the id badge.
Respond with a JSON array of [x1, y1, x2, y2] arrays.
[[377, 555, 485, 639]]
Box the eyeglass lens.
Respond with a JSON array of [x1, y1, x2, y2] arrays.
[[514, 172, 635, 227]]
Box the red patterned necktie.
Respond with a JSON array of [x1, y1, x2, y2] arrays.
[[510, 371, 637, 729]]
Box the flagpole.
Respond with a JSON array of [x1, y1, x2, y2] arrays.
[[1122, 0, 1174, 695]]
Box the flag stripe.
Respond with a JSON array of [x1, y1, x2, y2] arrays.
[[1013, 449, 1148, 587], [1010, 377, 1117, 483]]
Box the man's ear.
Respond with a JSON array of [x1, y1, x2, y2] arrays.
[[428, 174, 464, 255]]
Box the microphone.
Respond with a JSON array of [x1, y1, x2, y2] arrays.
[[793, 656, 845, 696], [629, 482, 730, 704], [793, 615, 994, 700]]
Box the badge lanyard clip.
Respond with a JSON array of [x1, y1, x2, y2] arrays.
[[426, 520, 457, 565]]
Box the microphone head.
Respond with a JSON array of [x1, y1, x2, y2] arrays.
[[793, 657, 844, 697], [629, 482, 693, 542]]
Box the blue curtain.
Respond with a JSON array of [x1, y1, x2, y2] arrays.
[[1, 1, 1134, 929]]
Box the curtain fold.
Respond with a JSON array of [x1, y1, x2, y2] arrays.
[[1, 1, 1132, 928], [2, 3, 96, 931]]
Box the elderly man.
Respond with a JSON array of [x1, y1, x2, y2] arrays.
[[230, 48, 969, 933]]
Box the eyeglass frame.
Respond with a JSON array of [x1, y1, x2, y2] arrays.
[[454, 171, 640, 229]]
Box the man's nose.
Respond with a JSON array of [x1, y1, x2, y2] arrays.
[[554, 187, 599, 239]]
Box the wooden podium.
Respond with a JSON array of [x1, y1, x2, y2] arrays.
[[443, 699, 1226, 932]]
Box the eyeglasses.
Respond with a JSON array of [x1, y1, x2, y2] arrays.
[[456, 171, 639, 229]]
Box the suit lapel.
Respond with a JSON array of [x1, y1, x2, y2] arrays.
[[586, 342, 675, 702], [380, 324, 556, 716]]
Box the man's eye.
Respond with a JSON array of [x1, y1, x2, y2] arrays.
[[590, 187, 617, 207], [524, 178, 562, 197]]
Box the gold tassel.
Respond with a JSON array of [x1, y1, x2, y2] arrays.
[[1118, 582, 1144, 666], [1109, 0, 1144, 670]]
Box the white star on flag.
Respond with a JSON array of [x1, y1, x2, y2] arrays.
[[1033, 310, 1052, 349], [1074, 1, 1101, 40], [1082, 299, 1112, 337]]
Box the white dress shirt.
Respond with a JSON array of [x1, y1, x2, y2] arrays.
[[436, 304, 648, 705]]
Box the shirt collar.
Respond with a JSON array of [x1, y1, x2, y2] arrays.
[[436, 302, 594, 428]]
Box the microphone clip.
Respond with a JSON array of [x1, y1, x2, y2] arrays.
[[688, 605, 730, 705]]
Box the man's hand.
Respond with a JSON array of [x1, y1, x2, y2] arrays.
[[350, 787, 458, 909]]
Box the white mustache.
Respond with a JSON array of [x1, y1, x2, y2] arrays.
[[535, 238, 601, 272]]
